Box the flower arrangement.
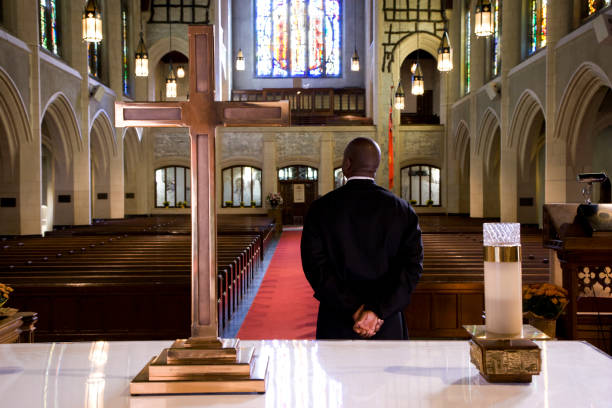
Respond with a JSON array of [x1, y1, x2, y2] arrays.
[[409, 199, 417, 206], [426, 199, 434, 207], [224, 200, 233, 207], [523, 283, 569, 320], [0, 283, 14, 308], [163, 201, 170, 208], [266, 192, 283, 209]]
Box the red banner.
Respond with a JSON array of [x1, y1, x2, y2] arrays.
[[388, 105, 394, 190]]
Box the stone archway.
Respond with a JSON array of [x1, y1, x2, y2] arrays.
[[453, 120, 470, 214], [550, 62, 612, 203], [147, 36, 189, 101], [90, 110, 122, 219], [470, 108, 500, 218], [0, 67, 34, 235], [41, 92, 83, 230]]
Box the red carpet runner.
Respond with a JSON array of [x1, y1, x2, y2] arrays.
[[237, 230, 318, 339]]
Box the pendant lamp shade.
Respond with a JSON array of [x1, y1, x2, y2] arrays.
[[176, 66, 185, 78], [236, 49, 245, 71], [394, 81, 405, 110], [437, 31, 453, 72], [166, 65, 177, 98], [82, 0, 103, 43], [351, 48, 360, 71], [411, 63, 424, 96], [475, 0, 494, 37], [134, 33, 149, 77]]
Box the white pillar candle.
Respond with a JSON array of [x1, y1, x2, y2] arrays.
[[483, 223, 523, 337]]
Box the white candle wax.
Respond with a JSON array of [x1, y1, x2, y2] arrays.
[[484, 259, 523, 336]]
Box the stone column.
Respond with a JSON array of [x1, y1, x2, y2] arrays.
[[445, 7, 462, 214], [319, 133, 334, 196], [545, 1, 572, 205], [499, 0, 522, 222], [262, 134, 277, 208], [109, 138, 125, 219], [469, 0, 486, 218], [15, 0, 42, 235], [546, 1, 572, 285]]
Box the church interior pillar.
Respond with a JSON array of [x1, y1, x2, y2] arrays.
[[109, 134, 125, 219], [318, 133, 333, 197], [107, 0, 124, 99], [15, 0, 42, 234], [499, 0, 522, 222], [262, 134, 277, 208]]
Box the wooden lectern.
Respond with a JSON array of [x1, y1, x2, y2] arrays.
[[543, 204, 612, 353]]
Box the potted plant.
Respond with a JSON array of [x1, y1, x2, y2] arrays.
[[224, 201, 233, 207], [163, 200, 170, 208], [251, 201, 256, 208], [522, 283, 569, 338], [240, 201, 245, 207], [409, 199, 417, 206], [0, 283, 14, 308], [426, 199, 434, 207], [178, 201, 186, 208]]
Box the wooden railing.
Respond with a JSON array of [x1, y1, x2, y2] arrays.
[[231, 88, 370, 125]]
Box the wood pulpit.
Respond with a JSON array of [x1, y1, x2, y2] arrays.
[[543, 204, 612, 353]]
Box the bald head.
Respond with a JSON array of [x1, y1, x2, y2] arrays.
[[342, 137, 381, 179]]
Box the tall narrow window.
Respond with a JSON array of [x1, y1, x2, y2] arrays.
[[155, 166, 191, 207], [528, 0, 547, 55], [222, 166, 262, 207], [121, 0, 129, 96], [401, 165, 441, 206], [255, 0, 341, 78], [490, 0, 501, 78], [88, 42, 102, 78], [464, 8, 471, 94], [39, 0, 60, 55]]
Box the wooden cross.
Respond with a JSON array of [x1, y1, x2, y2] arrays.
[[116, 26, 289, 339]]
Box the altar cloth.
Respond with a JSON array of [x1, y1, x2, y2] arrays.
[[0, 340, 610, 407]]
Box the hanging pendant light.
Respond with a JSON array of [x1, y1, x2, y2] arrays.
[[135, 32, 149, 77], [394, 81, 405, 110], [166, 64, 177, 98], [437, 31, 453, 72], [82, 0, 103, 43], [475, 0, 494, 37], [351, 48, 360, 71], [235, 49, 245, 71], [411, 63, 424, 96], [176, 66, 185, 78]]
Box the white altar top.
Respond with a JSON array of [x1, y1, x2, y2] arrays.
[[0, 340, 610, 407]]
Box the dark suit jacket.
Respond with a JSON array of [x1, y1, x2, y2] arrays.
[[300, 179, 423, 340]]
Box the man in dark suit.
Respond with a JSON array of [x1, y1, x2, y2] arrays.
[[301, 137, 423, 340]]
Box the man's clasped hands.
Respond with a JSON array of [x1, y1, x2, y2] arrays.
[[352, 305, 384, 338]]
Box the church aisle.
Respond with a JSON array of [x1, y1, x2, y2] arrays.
[[237, 230, 318, 339]]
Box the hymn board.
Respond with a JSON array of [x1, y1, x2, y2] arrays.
[[115, 26, 288, 394]]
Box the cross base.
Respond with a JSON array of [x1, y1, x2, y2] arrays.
[[130, 337, 268, 395]]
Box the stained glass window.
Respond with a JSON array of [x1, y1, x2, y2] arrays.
[[528, 0, 547, 55], [155, 166, 191, 207], [88, 42, 102, 78], [401, 165, 441, 206], [490, 0, 501, 78], [121, 1, 129, 96], [255, 0, 341, 77], [222, 166, 262, 207], [278, 165, 318, 181], [39, 0, 60, 55], [584, 0, 611, 18], [465, 8, 471, 94]]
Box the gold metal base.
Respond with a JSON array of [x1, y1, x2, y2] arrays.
[[130, 337, 268, 395]]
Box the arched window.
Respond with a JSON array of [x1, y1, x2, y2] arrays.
[[155, 166, 191, 207], [39, 0, 60, 55], [255, 0, 341, 77], [121, 0, 130, 96], [464, 2, 471, 94], [278, 165, 318, 181], [334, 167, 344, 189], [489, 0, 501, 78], [401, 165, 441, 206], [527, 0, 547, 55], [222, 166, 262, 207]]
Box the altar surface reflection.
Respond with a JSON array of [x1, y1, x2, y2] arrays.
[[0, 340, 610, 407]]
